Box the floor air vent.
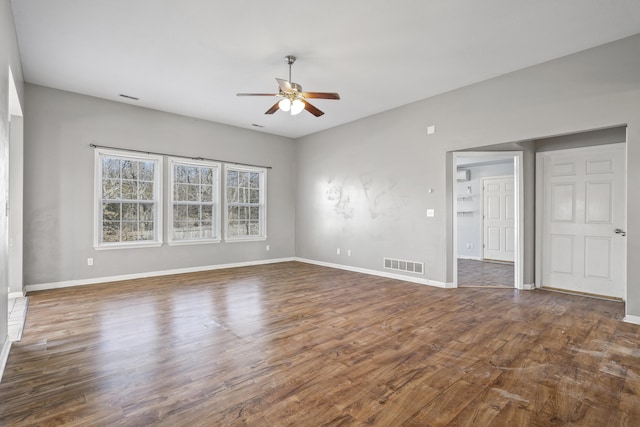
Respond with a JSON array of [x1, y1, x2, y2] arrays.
[[383, 258, 424, 274]]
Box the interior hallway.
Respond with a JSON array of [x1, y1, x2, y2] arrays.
[[457, 258, 514, 288]]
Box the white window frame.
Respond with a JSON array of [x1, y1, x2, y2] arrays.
[[94, 148, 163, 249], [224, 164, 267, 242], [168, 157, 221, 245]]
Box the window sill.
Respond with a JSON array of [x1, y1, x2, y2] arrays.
[[94, 242, 163, 250], [224, 236, 267, 243], [167, 239, 222, 246]]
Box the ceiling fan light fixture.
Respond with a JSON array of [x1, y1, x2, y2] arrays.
[[278, 98, 291, 112], [291, 99, 305, 115]]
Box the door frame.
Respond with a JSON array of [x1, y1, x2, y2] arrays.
[[534, 143, 627, 294], [452, 151, 524, 289]]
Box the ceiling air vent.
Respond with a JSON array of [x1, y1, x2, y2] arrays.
[[119, 94, 139, 101], [384, 257, 424, 274]]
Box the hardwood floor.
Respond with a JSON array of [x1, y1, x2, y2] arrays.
[[457, 258, 514, 288], [1, 261, 639, 426]]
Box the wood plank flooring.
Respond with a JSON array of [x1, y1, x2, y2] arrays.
[[1, 261, 639, 426]]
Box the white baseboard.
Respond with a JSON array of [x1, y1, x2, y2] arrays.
[[522, 283, 535, 291], [295, 257, 451, 289], [8, 291, 25, 299], [0, 336, 11, 383], [457, 256, 482, 261], [25, 257, 296, 293], [624, 315, 640, 326]]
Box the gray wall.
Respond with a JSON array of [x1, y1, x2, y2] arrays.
[[1, 0, 25, 359], [23, 84, 296, 286], [295, 33, 640, 317]]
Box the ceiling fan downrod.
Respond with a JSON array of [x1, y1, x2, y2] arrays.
[[285, 55, 296, 83]]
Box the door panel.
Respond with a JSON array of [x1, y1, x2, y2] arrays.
[[541, 143, 626, 298], [550, 234, 574, 274]]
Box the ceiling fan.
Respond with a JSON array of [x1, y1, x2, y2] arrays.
[[237, 55, 340, 117]]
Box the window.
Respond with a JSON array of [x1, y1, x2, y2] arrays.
[[224, 165, 266, 241], [95, 149, 162, 248], [169, 158, 220, 243]]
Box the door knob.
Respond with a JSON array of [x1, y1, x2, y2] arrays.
[[615, 228, 626, 237]]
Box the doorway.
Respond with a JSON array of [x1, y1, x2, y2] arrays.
[[452, 152, 523, 289], [536, 143, 626, 299]]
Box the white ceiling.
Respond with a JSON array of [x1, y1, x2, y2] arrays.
[[12, 0, 640, 139]]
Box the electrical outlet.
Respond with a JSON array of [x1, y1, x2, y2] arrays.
[[336, 248, 341, 255], [266, 245, 270, 251], [347, 250, 351, 256], [87, 257, 94, 266]]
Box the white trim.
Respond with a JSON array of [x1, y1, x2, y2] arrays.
[[0, 336, 11, 383], [522, 283, 536, 291], [25, 257, 295, 292], [457, 256, 482, 261], [295, 258, 454, 289], [623, 315, 640, 325], [94, 242, 163, 250], [8, 291, 25, 298]]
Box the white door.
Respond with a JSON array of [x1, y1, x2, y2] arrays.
[[483, 176, 515, 262], [540, 143, 626, 298]]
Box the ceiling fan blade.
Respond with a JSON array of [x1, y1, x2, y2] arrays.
[[265, 101, 280, 115], [301, 92, 340, 100], [276, 78, 293, 92], [237, 93, 276, 96], [304, 101, 324, 117]]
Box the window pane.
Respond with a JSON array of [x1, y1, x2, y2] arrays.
[[122, 180, 138, 200], [103, 158, 120, 179], [103, 222, 121, 242], [139, 162, 155, 181], [186, 166, 198, 184], [249, 189, 259, 203], [103, 203, 120, 221], [239, 172, 249, 187], [121, 222, 137, 241], [201, 168, 213, 185], [175, 165, 187, 183], [122, 160, 136, 179], [188, 205, 200, 221], [202, 205, 212, 220], [250, 172, 260, 188], [201, 185, 213, 203], [174, 205, 188, 221], [249, 222, 260, 235], [139, 181, 153, 200], [103, 179, 120, 200], [175, 184, 187, 201], [228, 206, 238, 221], [140, 203, 154, 222], [227, 170, 238, 187], [139, 222, 154, 240], [227, 187, 238, 203], [122, 203, 138, 221], [250, 207, 259, 220], [187, 184, 199, 202]]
